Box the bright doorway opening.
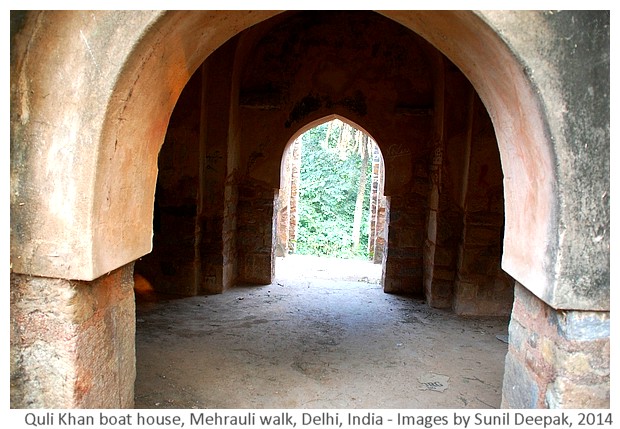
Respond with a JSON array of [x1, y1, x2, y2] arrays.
[[276, 119, 387, 283]]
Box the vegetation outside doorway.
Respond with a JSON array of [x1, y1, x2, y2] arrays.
[[276, 119, 387, 277]]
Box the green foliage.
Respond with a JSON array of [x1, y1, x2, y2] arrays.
[[295, 121, 373, 259]]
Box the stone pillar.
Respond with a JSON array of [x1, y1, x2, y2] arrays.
[[382, 135, 432, 297], [383, 181, 428, 296], [423, 54, 448, 308], [222, 171, 239, 291], [237, 180, 277, 284], [195, 38, 239, 294], [368, 144, 387, 264], [452, 94, 514, 316], [423, 145, 453, 307], [10, 265, 136, 408], [423, 65, 468, 310], [502, 282, 610, 408]]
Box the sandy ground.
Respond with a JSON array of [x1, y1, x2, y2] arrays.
[[134, 255, 509, 409]]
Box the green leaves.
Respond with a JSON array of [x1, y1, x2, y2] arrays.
[[295, 120, 372, 259]]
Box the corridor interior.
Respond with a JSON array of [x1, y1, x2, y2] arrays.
[[132, 12, 514, 408], [134, 255, 509, 409]]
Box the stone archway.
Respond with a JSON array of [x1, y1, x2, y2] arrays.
[[275, 115, 388, 267], [11, 11, 604, 308], [10, 11, 609, 408]]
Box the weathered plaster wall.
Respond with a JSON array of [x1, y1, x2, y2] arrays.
[[10, 11, 280, 282], [237, 11, 435, 192], [11, 10, 609, 309], [10, 11, 164, 281], [474, 11, 609, 311]]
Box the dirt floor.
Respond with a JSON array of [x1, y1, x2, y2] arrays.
[[134, 255, 510, 409]]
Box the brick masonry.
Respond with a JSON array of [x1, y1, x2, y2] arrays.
[[276, 138, 301, 257], [369, 146, 388, 263], [502, 282, 610, 408]]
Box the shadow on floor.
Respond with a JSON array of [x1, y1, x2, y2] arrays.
[[134, 255, 509, 409]]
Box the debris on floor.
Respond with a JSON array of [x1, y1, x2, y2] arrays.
[[418, 373, 450, 392], [495, 334, 509, 344]]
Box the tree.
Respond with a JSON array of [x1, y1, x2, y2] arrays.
[[352, 132, 370, 251], [295, 120, 373, 259]]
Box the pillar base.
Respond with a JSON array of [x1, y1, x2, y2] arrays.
[[10, 265, 136, 408], [501, 282, 609, 408]]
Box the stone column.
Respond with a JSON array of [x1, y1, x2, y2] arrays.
[[423, 145, 451, 307], [452, 93, 514, 316], [369, 144, 387, 264], [10, 265, 136, 408], [423, 54, 447, 308], [382, 143, 431, 296], [237, 181, 277, 284], [502, 283, 610, 408], [383, 182, 428, 296], [195, 38, 239, 294]]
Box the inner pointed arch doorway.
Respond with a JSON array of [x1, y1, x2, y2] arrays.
[[276, 117, 388, 282]]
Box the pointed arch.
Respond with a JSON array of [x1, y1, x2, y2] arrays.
[[277, 115, 387, 262], [10, 11, 606, 309], [279, 114, 383, 189]]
